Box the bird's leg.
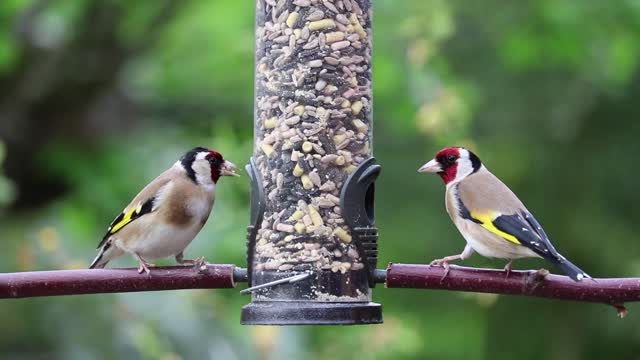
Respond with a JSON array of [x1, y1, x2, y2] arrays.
[[175, 252, 207, 270], [175, 252, 193, 264], [430, 245, 474, 281], [503, 260, 513, 278], [135, 254, 154, 275]]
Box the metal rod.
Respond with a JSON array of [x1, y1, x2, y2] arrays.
[[234, 267, 249, 283], [385, 263, 640, 305], [0, 264, 238, 299], [239, 272, 312, 295], [3, 262, 639, 311]]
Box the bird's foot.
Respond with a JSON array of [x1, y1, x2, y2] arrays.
[[176, 256, 201, 265], [176, 253, 207, 272], [503, 260, 513, 278], [136, 259, 155, 275], [429, 258, 453, 282], [194, 256, 208, 274]]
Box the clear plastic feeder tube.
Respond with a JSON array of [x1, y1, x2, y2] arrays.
[[244, 0, 379, 325]]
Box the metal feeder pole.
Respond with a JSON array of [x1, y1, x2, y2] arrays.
[[241, 0, 380, 325]]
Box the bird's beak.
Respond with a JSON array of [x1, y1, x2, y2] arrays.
[[221, 161, 240, 177], [418, 159, 442, 173]]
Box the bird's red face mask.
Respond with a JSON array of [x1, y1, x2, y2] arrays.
[[206, 151, 240, 183], [418, 147, 460, 185]]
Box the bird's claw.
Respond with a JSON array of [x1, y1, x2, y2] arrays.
[[429, 258, 446, 267], [176, 255, 207, 272], [440, 263, 451, 282], [137, 261, 154, 275], [429, 258, 451, 282], [194, 256, 208, 274], [503, 260, 513, 278]]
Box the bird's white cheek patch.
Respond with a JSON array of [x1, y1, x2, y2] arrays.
[[454, 161, 474, 182]]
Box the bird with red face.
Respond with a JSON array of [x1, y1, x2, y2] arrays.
[[419, 147, 589, 281], [90, 147, 239, 274]]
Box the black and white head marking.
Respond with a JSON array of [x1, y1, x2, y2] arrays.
[[449, 148, 483, 185], [180, 147, 209, 184]]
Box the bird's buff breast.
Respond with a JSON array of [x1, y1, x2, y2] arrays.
[[114, 218, 205, 260], [445, 185, 537, 260], [455, 218, 536, 259], [116, 197, 213, 260]]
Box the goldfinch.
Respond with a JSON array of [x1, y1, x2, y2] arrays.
[[418, 147, 589, 281], [90, 147, 239, 274]]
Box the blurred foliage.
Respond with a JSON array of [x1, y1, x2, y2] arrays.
[[1, 0, 640, 359], [0, 141, 16, 208]]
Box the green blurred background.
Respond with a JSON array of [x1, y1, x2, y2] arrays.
[[1, 0, 639, 359]]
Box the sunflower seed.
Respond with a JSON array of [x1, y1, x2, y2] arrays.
[[254, 0, 372, 276]]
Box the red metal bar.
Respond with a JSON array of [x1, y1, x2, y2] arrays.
[[0, 264, 237, 298], [4, 263, 639, 308], [385, 263, 640, 305]]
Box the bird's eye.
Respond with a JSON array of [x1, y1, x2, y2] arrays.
[[447, 155, 457, 162]]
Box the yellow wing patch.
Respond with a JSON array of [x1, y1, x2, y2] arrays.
[[471, 211, 522, 245], [109, 203, 143, 234]]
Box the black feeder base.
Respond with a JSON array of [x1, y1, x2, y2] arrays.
[[240, 301, 382, 326]]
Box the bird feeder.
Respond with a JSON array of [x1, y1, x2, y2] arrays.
[[241, 0, 381, 325]]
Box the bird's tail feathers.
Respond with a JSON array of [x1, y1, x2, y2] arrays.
[[89, 239, 120, 269], [553, 257, 590, 282], [89, 252, 108, 269]]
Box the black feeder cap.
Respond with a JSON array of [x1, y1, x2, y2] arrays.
[[241, 158, 383, 325]]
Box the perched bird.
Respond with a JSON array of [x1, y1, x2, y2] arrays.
[[418, 147, 589, 281], [90, 147, 239, 274]]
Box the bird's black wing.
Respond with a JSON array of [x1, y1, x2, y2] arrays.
[[96, 197, 155, 249], [491, 211, 562, 259], [492, 211, 589, 281]]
